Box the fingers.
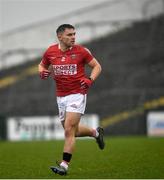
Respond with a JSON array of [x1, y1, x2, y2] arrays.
[[80, 80, 86, 86], [80, 79, 89, 89], [81, 84, 87, 89], [43, 71, 51, 78], [80, 78, 93, 89], [40, 70, 51, 79]]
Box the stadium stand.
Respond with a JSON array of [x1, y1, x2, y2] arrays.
[[0, 15, 164, 135]]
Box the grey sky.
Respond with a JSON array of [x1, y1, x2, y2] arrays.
[[0, 0, 108, 33]]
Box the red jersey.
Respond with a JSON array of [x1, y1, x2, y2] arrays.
[[41, 44, 94, 96]]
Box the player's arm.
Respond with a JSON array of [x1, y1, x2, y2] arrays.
[[87, 58, 102, 81], [80, 58, 102, 89], [38, 61, 51, 80]]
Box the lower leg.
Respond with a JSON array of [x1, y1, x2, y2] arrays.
[[63, 130, 76, 153], [75, 124, 98, 137], [60, 128, 75, 170], [60, 112, 81, 169]]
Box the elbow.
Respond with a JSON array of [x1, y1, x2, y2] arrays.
[[98, 64, 102, 74], [38, 63, 42, 73], [38, 63, 45, 73]]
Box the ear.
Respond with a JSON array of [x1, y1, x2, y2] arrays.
[[57, 33, 62, 41]]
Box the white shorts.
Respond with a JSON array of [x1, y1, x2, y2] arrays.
[[57, 93, 87, 121]]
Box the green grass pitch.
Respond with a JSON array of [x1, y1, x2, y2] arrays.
[[0, 136, 164, 179]]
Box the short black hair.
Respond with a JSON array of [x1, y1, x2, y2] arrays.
[[56, 24, 75, 34]]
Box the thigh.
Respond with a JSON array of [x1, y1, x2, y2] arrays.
[[64, 112, 81, 129]]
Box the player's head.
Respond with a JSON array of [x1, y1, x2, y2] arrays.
[[56, 24, 75, 35], [56, 24, 76, 47]]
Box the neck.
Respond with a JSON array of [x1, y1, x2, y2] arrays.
[[59, 43, 71, 52]]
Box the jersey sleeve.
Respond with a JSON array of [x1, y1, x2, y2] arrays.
[[41, 50, 50, 65], [83, 47, 94, 63]]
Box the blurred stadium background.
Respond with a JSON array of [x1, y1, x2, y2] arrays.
[[0, 0, 164, 141]]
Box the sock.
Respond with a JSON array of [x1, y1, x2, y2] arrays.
[[60, 161, 68, 170], [63, 152, 72, 162], [60, 152, 72, 170], [92, 129, 99, 138]]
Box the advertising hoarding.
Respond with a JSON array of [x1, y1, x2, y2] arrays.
[[147, 112, 164, 137], [7, 114, 99, 141]]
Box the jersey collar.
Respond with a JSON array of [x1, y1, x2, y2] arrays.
[[58, 44, 73, 52]]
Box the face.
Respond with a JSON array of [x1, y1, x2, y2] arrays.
[[58, 28, 76, 48]]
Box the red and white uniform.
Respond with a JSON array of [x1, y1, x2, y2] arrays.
[[41, 44, 94, 96]]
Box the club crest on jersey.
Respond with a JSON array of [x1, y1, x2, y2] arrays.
[[71, 54, 76, 59]]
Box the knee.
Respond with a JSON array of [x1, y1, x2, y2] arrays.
[[64, 126, 74, 138]]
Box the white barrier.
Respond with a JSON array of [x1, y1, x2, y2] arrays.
[[147, 112, 164, 137], [7, 114, 99, 141]]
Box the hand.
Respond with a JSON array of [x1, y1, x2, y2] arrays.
[[39, 70, 51, 79], [80, 77, 93, 89]]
